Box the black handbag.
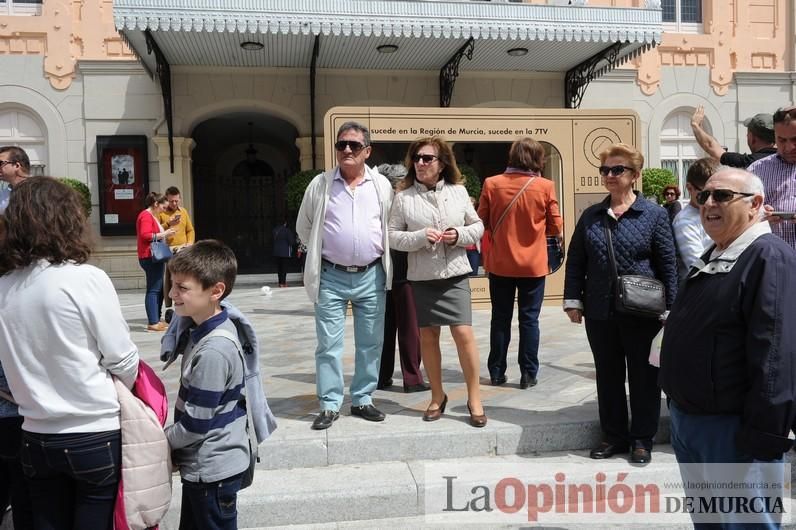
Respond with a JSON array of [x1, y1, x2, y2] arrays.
[[603, 223, 666, 318]]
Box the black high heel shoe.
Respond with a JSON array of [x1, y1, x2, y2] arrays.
[[466, 402, 487, 428], [422, 394, 448, 422]]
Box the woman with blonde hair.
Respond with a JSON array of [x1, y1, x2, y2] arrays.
[[563, 143, 677, 465], [388, 136, 486, 427]]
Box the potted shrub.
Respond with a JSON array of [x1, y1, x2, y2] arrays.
[[59, 178, 92, 216], [641, 168, 677, 204]]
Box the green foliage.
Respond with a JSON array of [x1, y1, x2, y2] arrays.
[[458, 163, 482, 200], [59, 178, 92, 216], [286, 170, 319, 212], [641, 168, 677, 204]]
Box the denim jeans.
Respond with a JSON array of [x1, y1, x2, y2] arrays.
[[669, 401, 783, 529], [315, 262, 386, 410], [139, 257, 165, 325], [0, 416, 33, 530], [179, 472, 244, 530], [20, 429, 121, 530], [487, 274, 546, 378]]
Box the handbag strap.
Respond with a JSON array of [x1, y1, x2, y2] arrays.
[[602, 220, 620, 281], [492, 176, 536, 235]]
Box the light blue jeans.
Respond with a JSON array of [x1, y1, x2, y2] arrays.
[[315, 262, 386, 411]]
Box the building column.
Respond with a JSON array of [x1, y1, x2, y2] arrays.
[[152, 136, 196, 213], [295, 136, 325, 171]]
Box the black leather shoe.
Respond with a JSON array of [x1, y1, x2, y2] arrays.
[[311, 410, 339, 430], [519, 372, 538, 389], [377, 378, 393, 390], [490, 374, 507, 386], [403, 382, 430, 393], [631, 447, 652, 465], [589, 442, 629, 459], [350, 404, 386, 422]]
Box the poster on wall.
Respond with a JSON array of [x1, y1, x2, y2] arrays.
[[96, 135, 148, 236]]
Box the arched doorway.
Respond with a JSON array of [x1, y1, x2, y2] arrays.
[[192, 113, 300, 273]]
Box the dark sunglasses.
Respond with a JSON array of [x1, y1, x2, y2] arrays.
[[695, 188, 755, 205], [411, 154, 439, 164], [334, 140, 367, 153], [598, 165, 632, 177]]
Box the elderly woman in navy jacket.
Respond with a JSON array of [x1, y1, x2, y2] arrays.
[[563, 143, 677, 465]]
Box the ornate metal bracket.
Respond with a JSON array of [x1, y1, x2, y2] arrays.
[[310, 35, 320, 170], [439, 37, 474, 108], [145, 30, 174, 173], [565, 41, 628, 109]]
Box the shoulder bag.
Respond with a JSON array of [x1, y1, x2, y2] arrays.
[[148, 210, 173, 263], [150, 239, 173, 263], [603, 222, 666, 318], [482, 176, 536, 264]]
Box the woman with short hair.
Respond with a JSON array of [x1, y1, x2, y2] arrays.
[[563, 143, 677, 465], [662, 184, 682, 224], [388, 136, 487, 427], [0, 177, 140, 529], [478, 137, 563, 389]]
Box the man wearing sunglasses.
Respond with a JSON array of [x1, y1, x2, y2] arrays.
[[296, 121, 394, 430], [0, 146, 31, 214], [690, 106, 776, 169], [749, 105, 796, 249], [660, 168, 796, 526]]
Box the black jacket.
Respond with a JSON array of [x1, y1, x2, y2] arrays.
[[564, 192, 678, 320], [659, 233, 796, 460]]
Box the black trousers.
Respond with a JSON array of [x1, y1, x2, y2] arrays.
[[584, 316, 662, 450]]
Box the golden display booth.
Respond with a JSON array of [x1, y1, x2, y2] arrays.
[[324, 106, 641, 307]]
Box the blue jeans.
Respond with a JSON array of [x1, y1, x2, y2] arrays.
[[179, 472, 244, 530], [139, 257, 165, 325], [669, 401, 783, 529], [20, 429, 121, 530], [487, 274, 545, 378], [315, 262, 386, 410]]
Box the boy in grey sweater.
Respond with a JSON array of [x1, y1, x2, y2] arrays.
[[165, 240, 249, 530]]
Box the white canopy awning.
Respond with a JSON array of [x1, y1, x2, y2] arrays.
[[114, 0, 662, 73]]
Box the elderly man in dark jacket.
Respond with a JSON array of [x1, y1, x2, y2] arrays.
[[660, 167, 796, 527]]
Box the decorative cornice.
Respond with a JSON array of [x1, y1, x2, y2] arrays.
[[77, 60, 149, 76], [734, 71, 796, 86], [113, 0, 661, 45]]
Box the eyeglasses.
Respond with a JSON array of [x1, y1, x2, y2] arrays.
[[334, 140, 367, 153], [695, 188, 755, 205], [598, 165, 632, 177], [664, 191, 676, 196], [0, 160, 16, 168], [411, 154, 439, 164]]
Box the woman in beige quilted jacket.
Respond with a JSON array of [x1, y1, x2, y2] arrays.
[[388, 136, 487, 427]]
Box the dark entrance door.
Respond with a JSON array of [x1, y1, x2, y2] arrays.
[[191, 113, 300, 273]]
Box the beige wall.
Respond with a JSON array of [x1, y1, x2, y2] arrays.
[[0, 0, 134, 89]]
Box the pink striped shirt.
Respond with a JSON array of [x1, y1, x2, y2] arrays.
[[749, 153, 796, 249], [321, 170, 384, 266]]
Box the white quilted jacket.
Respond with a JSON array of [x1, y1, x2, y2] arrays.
[[114, 378, 172, 530], [388, 180, 484, 281]]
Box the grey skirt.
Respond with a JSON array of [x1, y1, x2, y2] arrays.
[[410, 274, 472, 327]]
